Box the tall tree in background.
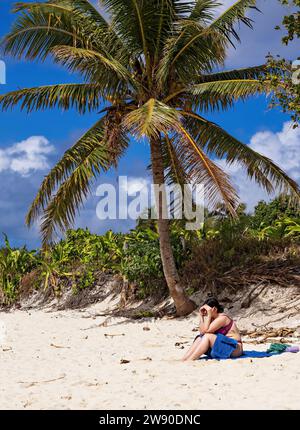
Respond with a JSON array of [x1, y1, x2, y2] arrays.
[[265, 0, 300, 126], [1, 0, 300, 315], [279, 0, 300, 44]]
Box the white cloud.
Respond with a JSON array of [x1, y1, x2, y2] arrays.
[[0, 136, 55, 176], [219, 122, 300, 210], [213, 1, 299, 68], [217, 0, 235, 14], [119, 176, 150, 195]]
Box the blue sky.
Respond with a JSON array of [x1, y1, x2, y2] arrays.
[[0, 0, 299, 248]]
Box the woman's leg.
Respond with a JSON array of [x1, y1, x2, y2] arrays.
[[186, 333, 217, 361], [182, 336, 203, 361]]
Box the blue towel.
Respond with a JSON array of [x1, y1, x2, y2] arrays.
[[235, 350, 273, 359], [208, 333, 238, 359], [201, 349, 274, 360]]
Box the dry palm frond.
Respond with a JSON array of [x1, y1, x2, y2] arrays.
[[173, 124, 238, 215], [181, 111, 300, 200]]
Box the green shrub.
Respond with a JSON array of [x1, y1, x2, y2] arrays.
[[0, 235, 38, 303]]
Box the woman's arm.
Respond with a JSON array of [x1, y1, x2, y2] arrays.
[[199, 314, 211, 334], [203, 315, 228, 334]]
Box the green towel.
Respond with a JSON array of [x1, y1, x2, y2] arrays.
[[267, 343, 291, 354]]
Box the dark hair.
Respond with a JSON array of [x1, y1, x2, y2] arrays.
[[203, 297, 224, 313]]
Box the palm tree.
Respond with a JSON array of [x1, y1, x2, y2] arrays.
[[1, 0, 299, 315]]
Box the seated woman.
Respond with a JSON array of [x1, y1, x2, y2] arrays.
[[182, 297, 243, 361]]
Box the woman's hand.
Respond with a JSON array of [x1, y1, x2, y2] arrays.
[[199, 305, 212, 334], [199, 304, 211, 317]]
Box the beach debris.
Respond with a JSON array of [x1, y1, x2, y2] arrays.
[[143, 326, 150, 331], [81, 323, 103, 331], [120, 359, 130, 364], [242, 327, 298, 344], [22, 400, 32, 408], [104, 333, 125, 338], [50, 343, 71, 349], [18, 374, 66, 388], [241, 282, 267, 308], [175, 341, 188, 349]]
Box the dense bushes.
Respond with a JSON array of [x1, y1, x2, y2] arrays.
[[1, 195, 300, 305], [0, 226, 189, 304], [0, 235, 38, 303]]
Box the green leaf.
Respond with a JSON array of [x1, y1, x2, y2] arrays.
[[123, 99, 181, 139], [0, 83, 103, 114]]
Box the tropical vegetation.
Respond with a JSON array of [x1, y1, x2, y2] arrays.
[[1, 195, 300, 307], [1, 1, 300, 314], [265, 0, 300, 126]]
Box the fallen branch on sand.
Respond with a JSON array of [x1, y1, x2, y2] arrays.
[[18, 374, 66, 387], [244, 327, 297, 338], [104, 333, 125, 338], [215, 260, 300, 291], [50, 343, 71, 349], [242, 327, 300, 344]]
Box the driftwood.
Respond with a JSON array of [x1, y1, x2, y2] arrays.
[[244, 327, 297, 338], [214, 260, 300, 291], [18, 374, 66, 388], [241, 327, 299, 344], [50, 343, 71, 349], [245, 337, 296, 345], [104, 333, 125, 337], [240, 282, 268, 308]]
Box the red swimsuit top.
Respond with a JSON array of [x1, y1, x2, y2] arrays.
[[215, 316, 234, 336]]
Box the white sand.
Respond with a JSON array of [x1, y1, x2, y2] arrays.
[[0, 307, 300, 410]]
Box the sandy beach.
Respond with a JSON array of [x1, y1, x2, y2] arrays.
[[1, 305, 300, 410]]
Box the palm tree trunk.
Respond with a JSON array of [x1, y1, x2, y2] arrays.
[[150, 137, 196, 316]]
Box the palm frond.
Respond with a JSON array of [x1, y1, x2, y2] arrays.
[[209, 0, 259, 44], [28, 116, 128, 242], [196, 64, 266, 82], [174, 124, 238, 214], [190, 78, 266, 102], [161, 135, 190, 187], [0, 83, 103, 114], [164, 65, 266, 108], [160, 134, 197, 221], [40, 138, 128, 245], [102, 0, 193, 58], [158, 0, 260, 85], [189, 0, 219, 22], [101, 0, 152, 77], [181, 111, 300, 199], [50, 45, 135, 86], [157, 12, 227, 85], [26, 118, 107, 226], [154, 0, 193, 65], [2, 0, 126, 62], [2, 2, 89, 60], [123, 99, 181, 139]]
